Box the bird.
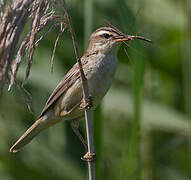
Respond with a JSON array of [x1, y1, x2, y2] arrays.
[[10, 26, 151, 157]]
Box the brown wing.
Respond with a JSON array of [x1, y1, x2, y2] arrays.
[[38, 63, 80, 118], [38, 58, 90, 118]]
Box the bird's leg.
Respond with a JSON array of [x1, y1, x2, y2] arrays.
[[79, 95, 93, 109], [70, 119, 87, 151], [70, 119, 96, 162]]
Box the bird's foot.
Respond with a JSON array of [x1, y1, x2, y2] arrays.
[[80, 96, 93, 110], [81, 152, 96, 162]]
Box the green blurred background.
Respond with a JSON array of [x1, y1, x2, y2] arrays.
[[1, 0, 191, 179]]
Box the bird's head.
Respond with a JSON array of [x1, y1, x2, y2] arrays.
[[85, 27, 151, 56]]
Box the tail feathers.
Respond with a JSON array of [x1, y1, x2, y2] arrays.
[[10, 118, 43, 153]]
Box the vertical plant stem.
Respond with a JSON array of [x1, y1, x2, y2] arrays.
[[181, 0, 191, 170], [94, 106, 102, 180], [61, 1, 96, 180], [122, 55, 145, 180], [85, 110, 96, 180], [141, 67, 153, 180], [140, 128, 153, 180], [129, 56, 145, 179], [84, 1, 100, 179]]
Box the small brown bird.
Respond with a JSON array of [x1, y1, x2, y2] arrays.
[[10, 27, 151, 153]]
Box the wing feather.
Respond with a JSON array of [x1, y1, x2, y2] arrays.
[[39, 63, 80, 118], [38, 58, 89, 118]]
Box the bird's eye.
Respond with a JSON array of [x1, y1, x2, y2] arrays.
[[103, 33, 112, 39]]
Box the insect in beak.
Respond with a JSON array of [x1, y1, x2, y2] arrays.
[[113, 34, 152, 43]]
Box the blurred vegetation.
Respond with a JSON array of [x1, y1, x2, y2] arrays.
[[0, 0, 191, 180]]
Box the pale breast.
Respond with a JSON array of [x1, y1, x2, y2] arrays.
[[85, 53, 118, 106]]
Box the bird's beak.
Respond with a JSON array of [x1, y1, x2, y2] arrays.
[[114, 35, 152, 43]]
